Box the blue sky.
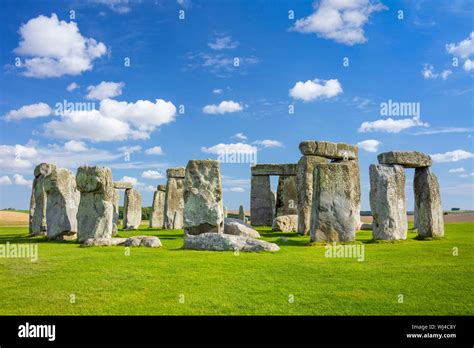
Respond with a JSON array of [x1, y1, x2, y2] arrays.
[[0, 0, 473, 211]]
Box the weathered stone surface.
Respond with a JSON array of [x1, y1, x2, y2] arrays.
[[124, 235, 162, 247], [414, 167, 444, 238], [113, 181, 133, 189], [30, 163, 56, 235], [272, 215, 298, 232], [275, 175, 298, 217], [53, 231, 77, 241], [377, 151, 432, 168], [44, 168, 80, 239], [238, 205, 245, 221], [251, 164, 297, 176], [183, 233, 279, 252], [250, 175, 273, 226], [299, 141, 358, 160], [83, 236, 162, 247], [369, 164, 407, 240], [359, 223, 373, 231], [123, 188, 142, 230], [112, 189, 120, 236], [296, 155, 328, 235], [183, 160, 224, 235], [164, 168, 185, 229], [76, 166, 115, 243], [150, 188, 166, 228], [310, 161, 360, 242], [224, 218, 260, 238], [157, 184, 166, 192], [167, 167, 185, 178]]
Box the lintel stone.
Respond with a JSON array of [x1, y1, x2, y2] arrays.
[[299, 140, 358, 160], [251, 164, 297, 176]]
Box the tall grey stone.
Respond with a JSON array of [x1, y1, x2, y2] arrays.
[[183, 160, 224, 235], [30, 163, 57, 235], [310, 161, 360, 242], [123, 188, 142, 230], [296, 155, 327, 235], [76, 166, 114, 243], [238, 205, 245, 221], [44, 168, 80, 239], [150, 185, 166, 228], [414, 167, 444, 238], [369, 164, 407, 240], [275, 175, 297, 217], [250, 175, 273, 226], [164, 167, 185, 229], [112, 189, 120, 236]]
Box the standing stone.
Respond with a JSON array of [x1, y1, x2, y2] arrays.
[[164, 167, 185, 229], [414, 167, 444, 238], [44, 168, 80, 240], [310, 161, 360, 242], [369, 164, 407, 240], [250, 175, 273, 226], [112, 189, 120, 236], [413, 204, 418, 230], [296, 155, 327, 235], [238, 205, 245, 221], [183, 160, 224, 235], [275, 175, 298, 217], [29, 163, 56, 235], [123, 188, 142, 230], [150, 185, 166, 228], [271, 191, 277, 220], [76, 166, 114, 243]]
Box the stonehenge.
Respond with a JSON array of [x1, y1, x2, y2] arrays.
[[183, 160, 224, 235], [150, 184, 166, 228], [370, 151, 444, 240], [164, 167, 185, 229], [30, 163, 56, 235], [43, 167, 80, 240], [123, 188, 142, 230]]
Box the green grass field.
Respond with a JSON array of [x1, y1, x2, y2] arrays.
[[0, 222, 472, 315]]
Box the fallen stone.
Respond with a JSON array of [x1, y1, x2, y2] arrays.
[[83, 238, 128, 246], [310, 160, 360, 242], [76, 166, 115, 243], [52, 231, 77, 241], [272, 214, 298, 232], [183, 233, 279, 252], [124, 235, 162, 247], [377, 151, 432, 168], [44, 168, 80, 240], [369, 164, 407, 240], [299, 141, 358, 160], [224, 218, 260, 238], [414, 167, 444, 238], [296, 155, 327, 235]]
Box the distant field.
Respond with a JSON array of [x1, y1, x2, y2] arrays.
[[0, 217, 472, 315]]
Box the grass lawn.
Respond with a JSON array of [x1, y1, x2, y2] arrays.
[[0, 222, 472, 315]]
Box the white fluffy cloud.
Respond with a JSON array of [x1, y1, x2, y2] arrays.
[[203, 100, 243, 114], [228, 187, 245, 192], [92, 0, 132, 13], [431, 150, 474, 163], [86, 81, 125, 100], [141, 170, 164, 180], [0, 176, 12, 185], [13, 174, 32, 186], [421, 64, 451, 80], [463, 59, 474, 72], [291, 0, 386, 45], [213, 88, 223, 94], [233, 133, 247, 141], [357, 139, 380, 152], [446, 32, 474, 59], [64, 140, 88, 152], [449, 167, 465, 173], [358, 116, 428, 133], [208, 36, 238, 50], [289, 78, 342, 102], [118, 176, 138, 186], [201, 142, 257, 154], [44, 98, 176, 142], [4, 103, 52, 121], [66, 82, 79, 92], [145, 146, 163, 155], [253, 139, 283, 148], [14, 14, 107, 78]]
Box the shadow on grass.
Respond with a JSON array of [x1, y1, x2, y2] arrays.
[[0, 233, 77, 245]]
